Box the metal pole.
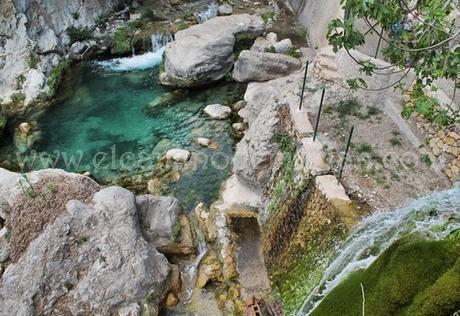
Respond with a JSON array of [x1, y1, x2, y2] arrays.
[[374, 27, 384, 59], [313, 88, 325, 141], [339, 125, 355, 180], [298, 61, 309, 111]]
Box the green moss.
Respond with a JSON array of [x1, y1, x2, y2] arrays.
[[311, 237, 460, 316], [111, 26, 133, 55], [47, 59, 73, 98], [171, 220, 181, 242]]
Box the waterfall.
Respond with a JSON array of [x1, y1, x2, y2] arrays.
[[195, 2, 219, 23], [298, 187, 460, 316], [96, 32, 173, 72]]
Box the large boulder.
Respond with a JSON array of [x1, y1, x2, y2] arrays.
[[0, 186, 171, 315], [136, 195, 195, 255], [160, 14, 265, 87], [233, 50, 301, 82]]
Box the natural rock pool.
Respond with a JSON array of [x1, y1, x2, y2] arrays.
[[1, 59, 244, 209]]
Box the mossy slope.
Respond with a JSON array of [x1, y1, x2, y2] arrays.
[[312, 236, 460, 316]]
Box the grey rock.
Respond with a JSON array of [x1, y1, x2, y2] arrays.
[[161, 14, 265, 87], [0, 228, 11, 263], [203, 104, 232, 119], [250, 36, 270, 52], [136, 195, 182, 247], [266, 32, 278, 45], [233, 50, 301, 82], [233, 104, 280, 190], [274, 38, 293, 54], [165, 148, 191, 162], [23, 69, 46, 105], [0, 186, 171, 315], [218, 4, 233, 15]]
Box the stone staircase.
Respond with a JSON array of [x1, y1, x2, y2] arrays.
[[314, 46, 342, 82]]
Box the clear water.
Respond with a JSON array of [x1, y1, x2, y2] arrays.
[[298, 187, 460, 315], [5, 61, 243, 209]]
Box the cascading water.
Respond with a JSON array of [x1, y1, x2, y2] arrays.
[[97, 32, 173, 72], [298, 187, 460, 315], [195, 2, 219, 23]]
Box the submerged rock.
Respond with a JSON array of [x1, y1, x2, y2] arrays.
[[203, 104, 232, 119], [165, 149, 191, 162], [197, 137, 212, 147], [160, 14, 265, 87], [233, 50, 301, 82]]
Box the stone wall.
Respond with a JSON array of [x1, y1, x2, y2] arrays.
[[414, 115, 460, 182]]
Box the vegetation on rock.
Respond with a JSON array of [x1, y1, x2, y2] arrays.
[[67, 26, 94, 44], [312, 235, 460, 316], [111, 26, 133, 55]]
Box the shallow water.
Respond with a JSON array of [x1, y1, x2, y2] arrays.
[[4, 61, 243, 209]]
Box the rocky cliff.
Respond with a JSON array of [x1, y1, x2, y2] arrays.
[[0, 0, 126, 107]]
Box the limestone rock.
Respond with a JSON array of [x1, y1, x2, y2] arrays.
[[233, 50, 301, 82], [0, 186, 171, 315], [197, 137, 211, 147], [266, 32, 278, 45], [231, 100, 247, 111], [23, 69, 46, 105], [232, 122, 246, 132], [136, 195, 182, 248], [218, 4, 233, 15], [165, 149, 191, 162], [203, 104, 232, 119], [233, 104, 280, 190], [197, 250, 222, 288], [250, 36, 270, 52], [274, 38, 292, 54], [0, 228, 11, 263], [160, 14, 265, 87]]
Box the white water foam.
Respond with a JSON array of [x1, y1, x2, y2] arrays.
[[298, 187, 460, 315], [96, 32, 172, 72], [195, 2, 218, 23]]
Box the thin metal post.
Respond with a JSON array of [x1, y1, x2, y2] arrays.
[[374, 27, 384, 59], [339, 125, 355, 180], [313, 88, 325, 141], [298, 61, 309, 111]]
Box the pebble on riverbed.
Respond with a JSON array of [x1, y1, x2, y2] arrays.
[[165, 149, 191, 162], [197, 137, 211, 147]]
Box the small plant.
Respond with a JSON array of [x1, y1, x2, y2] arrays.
[[67, 26, 93, 44], [19, 174, 37, 199], [389, 136, 402, 147], [287, 46, 302, 59], [11, 92, 25, 104], [233, 33, 254, 58], [111, 26, 133, 55], [95, 14, 109, 28], [356, 143, 373, 154], [265, 45, 276, 53], [71, 11, 79, 20], [337, 98, 362, 117], [27, 50, 40, 69], [261, 11, 275, 23], [420, 154, 432, 166], [367, 106, 381, 116], [323, 105, 334, 115], [15, 74, 26, 90]]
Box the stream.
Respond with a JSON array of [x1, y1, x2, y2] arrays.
[[0, 33, 244, 209]]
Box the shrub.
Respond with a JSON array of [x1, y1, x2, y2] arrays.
[[47, 59, 73, 97], [287, 46, 302, 59], [111, 27, 133, 55], [67, 26, 93, 44], [337, 98, 362, 117], [420, 154, 433, 166], [261, 11, 275, 23], [234, 33, 255, 58], [15, 74, 26, 90], [27, 50, 40, 69]]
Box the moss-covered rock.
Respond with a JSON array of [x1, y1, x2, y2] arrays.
[[311, 236, 460, 316], [0, 114, 6, 138]]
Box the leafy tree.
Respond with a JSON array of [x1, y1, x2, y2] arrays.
[[327, 0, 460, 126]]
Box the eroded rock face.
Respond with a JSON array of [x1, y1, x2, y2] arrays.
[[160, 14, 265, 87], [0, 0, 122, 105], [233, 50, 301, 82], [233, 104, 280, 190], [0, 186, 171, 315]]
